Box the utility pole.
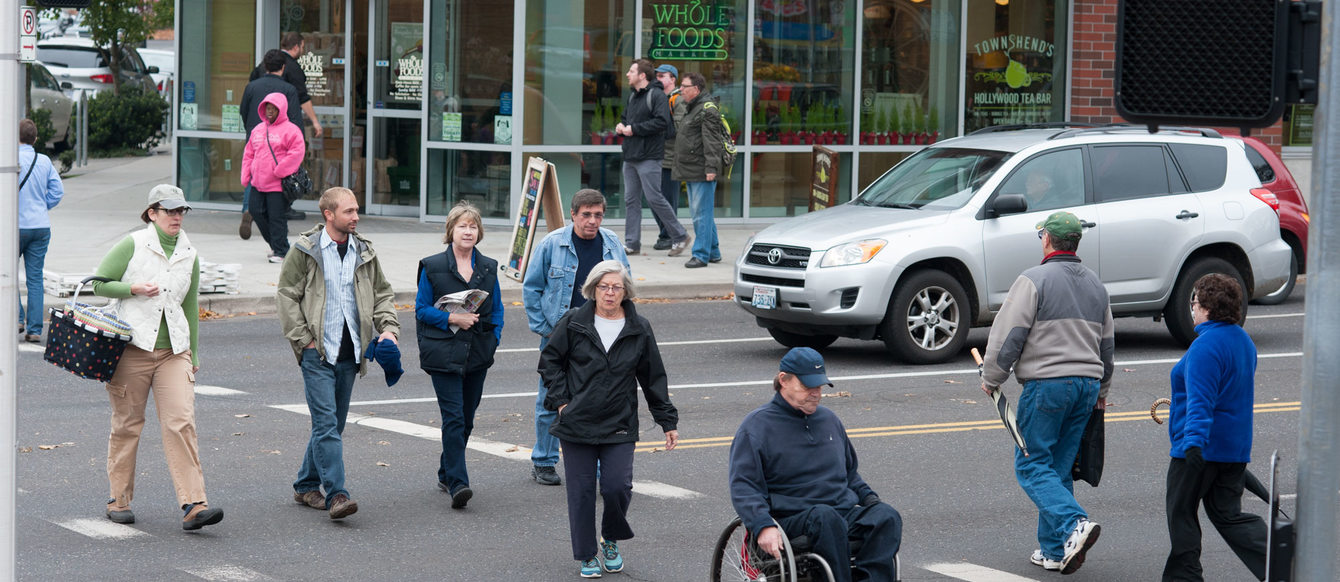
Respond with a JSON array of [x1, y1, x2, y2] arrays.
[[1297, 0, 1340, 578], [1, 0, 25, 579]]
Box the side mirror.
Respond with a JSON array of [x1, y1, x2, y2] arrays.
[[988, 194, 1030, 217], [147, 66, 160, 74], [60, 81, 73, 90]]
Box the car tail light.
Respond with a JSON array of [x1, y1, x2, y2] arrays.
[[157, 80, 163, 91], [1250, 188, 1280, 214], [90, 74, 114, 84]]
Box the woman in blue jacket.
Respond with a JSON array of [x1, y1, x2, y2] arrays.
[[1163, 273, 1267, 582], [415, 202, 503, 509]]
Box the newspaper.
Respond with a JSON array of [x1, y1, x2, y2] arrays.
[[434, 289, 490, 332]]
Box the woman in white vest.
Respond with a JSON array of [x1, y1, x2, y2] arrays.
[[90, 184, 224, 531]]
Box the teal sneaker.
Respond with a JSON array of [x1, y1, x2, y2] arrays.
[[579, 558, 602, 578], [600, 539, 624, 573]]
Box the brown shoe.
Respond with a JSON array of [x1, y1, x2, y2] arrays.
[[239, 211, 253, 240], [182, 502, 223, 531], [294, 490, 325, 510], [106, 501, 134, 524], [327, 493, 358, 520], [23, 334, 41, 344]]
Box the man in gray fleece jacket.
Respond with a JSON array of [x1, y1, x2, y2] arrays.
[[981, 210, 1114, 575]]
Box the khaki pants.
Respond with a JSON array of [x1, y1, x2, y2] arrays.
[[106, 346, 207, 508]]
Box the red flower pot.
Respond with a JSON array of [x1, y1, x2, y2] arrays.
[[835, 133, 848, 145], [929, 131, 940, 144], [877, 133, 888, 145], [603, 134, 615, 145], [915, 133, 928, 145], [590, 133, 602, 145]]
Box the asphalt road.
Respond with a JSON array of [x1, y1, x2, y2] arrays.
[[15, 285, 1323, 581]]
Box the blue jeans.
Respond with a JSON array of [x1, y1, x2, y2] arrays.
[[532, 336, 560, 467], [653, 168, 681, 243], [431, 370, 487, 491], [241, 184, 253, 213], [1015, 376, 1100, 560], [686, 181, 721, 263], [295, 348, 358, 504], [18, 228, 50, 335]]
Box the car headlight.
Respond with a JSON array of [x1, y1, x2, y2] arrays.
[[819, 239, 887, 267]]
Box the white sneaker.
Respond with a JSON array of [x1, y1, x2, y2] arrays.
[[1030, 549, 1062, 571], [668, 235, 691, 257], [268, 253, 284, 264], [1060, 518, 1100, 575]]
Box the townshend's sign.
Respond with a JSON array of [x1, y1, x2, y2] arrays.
[[648, 1, 734, 61]]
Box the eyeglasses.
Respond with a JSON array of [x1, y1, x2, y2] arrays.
[[1190, 298, 1200, 307], [577, 211, 604, 220], [596, 284, 625, 294], [680, 83, 697, 89], [154, 207, 190, 216], [1036, 229, 1046, 239]]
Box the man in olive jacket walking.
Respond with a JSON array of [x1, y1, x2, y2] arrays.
[[276, 187, 400, 521], [671, 72, 727, 269]]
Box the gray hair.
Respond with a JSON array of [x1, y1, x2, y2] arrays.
[[580, 260, 636, 300]]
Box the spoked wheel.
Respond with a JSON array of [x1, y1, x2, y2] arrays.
[[710, 517, 796, 582]]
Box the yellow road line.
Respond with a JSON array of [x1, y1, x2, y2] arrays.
[[633, 402, 1302, 452]]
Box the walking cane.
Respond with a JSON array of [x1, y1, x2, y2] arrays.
[[1149, 397, 1280, 514]]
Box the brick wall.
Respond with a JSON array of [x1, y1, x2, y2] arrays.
[[1070, 0, 1284, 151]]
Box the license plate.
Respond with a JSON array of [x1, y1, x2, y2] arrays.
[[751, 286, 777, 310]]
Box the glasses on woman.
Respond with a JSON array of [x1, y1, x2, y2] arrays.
[[154, 207, 190, 216], [596, 284, 624, 294]]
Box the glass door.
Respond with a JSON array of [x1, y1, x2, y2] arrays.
[[362, 0, 424, 216], [281, 0, 351, 212]]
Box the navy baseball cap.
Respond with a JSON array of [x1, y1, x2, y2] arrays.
[[655, 64, 679, 78], [780, 347, 832, 388]]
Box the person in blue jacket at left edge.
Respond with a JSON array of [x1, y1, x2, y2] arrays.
[[415, 201, 504, 510]]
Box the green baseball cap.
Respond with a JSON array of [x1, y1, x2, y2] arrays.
[[1036, 211, 1083, 240]]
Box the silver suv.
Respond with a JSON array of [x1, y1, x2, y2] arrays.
[[734, 125, 1292, 364]]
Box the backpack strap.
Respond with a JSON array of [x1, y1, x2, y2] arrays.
[[18, 153, 38, 190]]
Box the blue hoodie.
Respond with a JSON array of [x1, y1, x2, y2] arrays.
[[1168, 320, 1257, 463], [729, 392, 877, 534]]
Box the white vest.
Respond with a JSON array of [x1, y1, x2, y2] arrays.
[[119, 226, 197, 354]]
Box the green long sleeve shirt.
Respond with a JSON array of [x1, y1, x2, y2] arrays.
[[91, 224, 201, 367]]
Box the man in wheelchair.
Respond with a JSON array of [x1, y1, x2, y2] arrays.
[[728, 348, 902, 582]]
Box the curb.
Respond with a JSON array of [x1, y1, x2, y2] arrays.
[[197, 283, 738, 317]]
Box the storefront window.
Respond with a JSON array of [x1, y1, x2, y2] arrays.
[[523, 151, 626, 217], [523, 0, 635, 145], [178, 137, 246, 204], [280, 0, 348, 109], [750, 151, 851, 217], [428, 0, 515, 144], [426, 149, 511, 218], [177, 0, 255, 133], [857, 151, 911, 191], [858, 0, 960, 145], [751, 0, 855, 146], [963, 0, 1067, 132], [1285, 104, 1314, 147]]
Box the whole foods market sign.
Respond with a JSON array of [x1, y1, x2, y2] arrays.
[[649, 1, 733, 61]]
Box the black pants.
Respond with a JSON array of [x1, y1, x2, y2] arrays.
[[560, 440, 635, 561], [250, 190, 290, 256], [1163, 458, 1267, 582], [776, 503, 902, 582]]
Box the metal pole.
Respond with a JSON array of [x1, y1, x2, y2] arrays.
[[1, 0, 23, 578], [1297, 0, 1340, 578], [78, 89, 86, 167]]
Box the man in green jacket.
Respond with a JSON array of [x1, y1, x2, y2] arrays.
[[671, 72, 727, 268], [276, 187, 400, 521]]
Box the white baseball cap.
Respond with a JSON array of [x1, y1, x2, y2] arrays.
[[147, 184, 191, 210]]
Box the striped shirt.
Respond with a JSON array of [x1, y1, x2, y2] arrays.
[[319, 229, 361, 365]]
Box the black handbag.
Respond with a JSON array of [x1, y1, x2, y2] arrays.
[[1072, 407, 1105, 487], [265, 127, 312, 203]]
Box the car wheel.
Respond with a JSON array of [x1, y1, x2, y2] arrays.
[[766, 328, 838, 350], [1165, 257, 1248, 346], [881, 270, 970, 364], [1250, 246, 1298, 306]]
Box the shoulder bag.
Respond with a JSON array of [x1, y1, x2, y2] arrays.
[[265, 126, 312, 203]]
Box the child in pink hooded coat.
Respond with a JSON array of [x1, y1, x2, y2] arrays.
[[241, 92, 305, 262]]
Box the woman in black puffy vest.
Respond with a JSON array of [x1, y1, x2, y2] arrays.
[[414, 201, 503, 509]]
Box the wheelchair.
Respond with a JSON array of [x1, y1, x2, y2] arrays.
[[709, 517, 900, 582]]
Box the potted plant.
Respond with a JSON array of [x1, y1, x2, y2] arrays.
[[928, 106, 940, 143], [862, 109, 876, 144], [608, 105, 622, 145], [833, 105, 847, 145], [589, 104, 604, 145], [885, 104, 899, 145], [900, 104, 916, 145], [914, 103, 928, 145], [752, 104, 766, 144]]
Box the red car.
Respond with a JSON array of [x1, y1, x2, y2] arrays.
[[1232, 136, 1308, 304]]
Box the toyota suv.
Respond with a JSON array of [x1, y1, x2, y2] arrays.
[[734, 125, 1292, 364]]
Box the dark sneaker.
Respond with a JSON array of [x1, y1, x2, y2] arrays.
[[532, 465, 561, 486], [23, 334, 41, 343], [600, 539, 624, 572], [327, 493, 358, 519], [106, 500, 134, 524], [709, 256, 722, 263], [239, 211, 253, 240], [294, 490, 325, 510], [652, 238, 672, 251], [1061, 518, 1100, 574], [685, 257, 708, 268], [449, 485, 473, 509], [668, 235, 692, 256], [579, 558, 602, 578], [182, 503, 223, 531], [285, 209, 306, 221]]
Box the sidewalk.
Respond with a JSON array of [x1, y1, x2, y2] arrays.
[[39, 153, 751, 316]]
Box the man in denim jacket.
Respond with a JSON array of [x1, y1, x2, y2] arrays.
[[522, 189, 630, 485]]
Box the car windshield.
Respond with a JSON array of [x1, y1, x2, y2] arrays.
[[854, 147, 1011, 210], [37, 47, 105, 69]]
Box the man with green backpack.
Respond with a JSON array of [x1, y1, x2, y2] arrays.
[[671, 72, 732, 268]]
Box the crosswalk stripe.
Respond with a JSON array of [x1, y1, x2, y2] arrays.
[[52, 518, 148, 540], [180, 565, 275, 581], [923, 562, 1040, 582], [195, 385, 248, 397]]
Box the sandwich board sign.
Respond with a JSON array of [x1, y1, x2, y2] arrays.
[[501, 157, 566, 282]]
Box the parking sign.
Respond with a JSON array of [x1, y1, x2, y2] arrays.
[[20, 7, 38, 62]]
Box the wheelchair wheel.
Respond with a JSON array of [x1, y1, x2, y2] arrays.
[[709, 517, 797, 582]]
